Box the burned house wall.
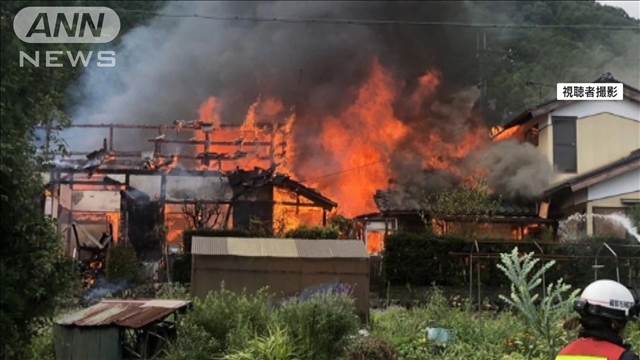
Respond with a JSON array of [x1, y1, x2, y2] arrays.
[[231, 183, 274, 231], [123, 189, 163, 261]]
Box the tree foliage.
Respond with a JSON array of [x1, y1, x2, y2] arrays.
[[465, 1, 640, 121], [0, 2, 160, 357]]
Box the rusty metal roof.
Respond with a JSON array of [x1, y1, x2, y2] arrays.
[[56, 299, 191, 329], [192, 236, 368, 259]]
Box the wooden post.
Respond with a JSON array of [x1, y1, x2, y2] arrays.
[[108, 125, 114, 151]]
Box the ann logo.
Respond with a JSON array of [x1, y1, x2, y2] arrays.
[[26, 12, 104, 39], [13, 7, 120, 44]]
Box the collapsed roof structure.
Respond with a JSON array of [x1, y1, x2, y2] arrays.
[[40, 121, 336, 283]]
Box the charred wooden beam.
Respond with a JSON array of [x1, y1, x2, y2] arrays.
[[148, 139, 272, 146]]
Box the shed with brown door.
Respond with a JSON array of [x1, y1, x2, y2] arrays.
[[190, 236, 369, 317]]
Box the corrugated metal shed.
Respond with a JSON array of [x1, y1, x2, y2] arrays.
[[191, 236, 368, 258], [56, 299, 191, 329]]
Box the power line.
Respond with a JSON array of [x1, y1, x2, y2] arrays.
[[119, 9, 640, 31]]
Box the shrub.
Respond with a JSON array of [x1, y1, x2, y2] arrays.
[[284, 225, 340, 239], [276, 294, 359, 360], [497, 247, 579, 359], [105, 245, 140, 283], [194, 288, 271, 353], [383, 232, 466, 286], [372, 288, 532, 360], [156, 282, 191, 300], [27, 322, 55, 360], [225, 325, 300, 360], [165, 290, 361, 359], [344, 336, 398, 360], [163, 321, 220, 360]]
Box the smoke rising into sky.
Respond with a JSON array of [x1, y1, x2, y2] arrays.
[[66, 1, 567, 201]]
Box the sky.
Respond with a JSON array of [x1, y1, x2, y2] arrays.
[[597, 0, 640, 19]]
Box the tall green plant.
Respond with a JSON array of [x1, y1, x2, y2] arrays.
[[225, 325, 300, 360], [497, 247, 579, 359]]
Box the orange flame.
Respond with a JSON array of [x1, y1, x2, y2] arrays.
[[273, 187, 325, 234], [294, 60, 487, 216], [187, 60, 488, 219]]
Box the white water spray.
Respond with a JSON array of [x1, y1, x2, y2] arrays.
[[558, 212, 640, 243]]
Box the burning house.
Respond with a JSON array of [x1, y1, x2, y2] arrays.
[[42, 3, 638, 268], [41, 113, 336, 281], [355, 189, 555, 254]]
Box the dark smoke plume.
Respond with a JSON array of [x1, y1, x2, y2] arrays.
[[68, 1, 556, 199]]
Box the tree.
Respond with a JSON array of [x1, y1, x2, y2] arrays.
[[415, 178, 500, 232], [182, 201, 224, 230], [0, 2, 160, 357]]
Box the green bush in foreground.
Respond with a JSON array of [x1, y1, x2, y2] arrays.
[[164, 288, 359, 359], [344, 336, 398, 360], [225, 325, 300, 360], [277, 294, 360, 360], [371, 289, 536, 360]]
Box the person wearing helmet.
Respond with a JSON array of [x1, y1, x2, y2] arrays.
[[556, 279, 639, 360]]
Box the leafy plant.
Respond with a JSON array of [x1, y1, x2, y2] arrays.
[[371, 288, 531, 360], [344, 336, 398, 360], [225, 325, 300, 360], [26, 321, 55, 360], [497, 247, 579, 359], [276, 294, 359, 360], [164, 289, 360, 359], [168, 288, 272, 356], [156, 282, 191, 300], [163, 320, 220, 360]]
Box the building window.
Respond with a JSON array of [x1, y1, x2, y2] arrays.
[[552, 116, 577, 172]]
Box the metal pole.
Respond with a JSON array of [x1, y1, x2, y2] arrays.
[[533, 240, 546, 298], [475, 240, 481, 310], [469, 248, 473, 304], [603, 242, 620, 282]]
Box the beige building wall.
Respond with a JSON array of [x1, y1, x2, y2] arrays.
[[586, 190, 640, 236], [577, 113, 639, 174], [589, 190, 640, 208], [536, 111, 640, 185]]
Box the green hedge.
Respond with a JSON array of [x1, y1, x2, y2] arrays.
[[284, 225, 340, 239], [383, 232, 467, 286], [383, 233, 640, 290]]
